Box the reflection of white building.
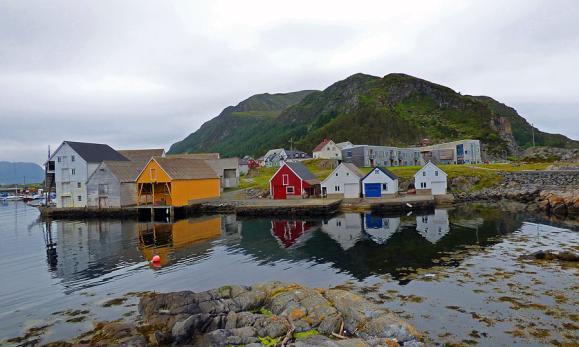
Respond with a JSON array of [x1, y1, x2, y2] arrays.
[[321, 213, 363, 250], [363, 214, 400, 244], [416, 209, 450, 244]]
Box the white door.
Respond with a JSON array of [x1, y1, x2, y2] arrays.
[[431, 182, 446, 195], [344, 183, 359, 198]]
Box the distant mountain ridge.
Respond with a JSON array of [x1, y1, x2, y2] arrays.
[[0, 161, 44, 185], [169, 73, 578, 157]]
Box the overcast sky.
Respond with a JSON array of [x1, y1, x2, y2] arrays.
[[1, 0, 578, 164]]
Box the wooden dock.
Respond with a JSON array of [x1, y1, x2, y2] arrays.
[[37, 195, 454, 220]]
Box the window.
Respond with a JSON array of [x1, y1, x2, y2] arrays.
[[286, 186, 295, 194], [346, 151, 352, 158], [335, 185, 340, 192], [77, 195, 82, 202], [77, 182, 81, 188], [374, 169, 379, 174], [282, 174, 289, 185], [346, 172, 349, 176], [382, 183, 387, 191], [57, 156, 61, 163], [435, 171, 438, 176], [335, 172, 338, 176], [423, 171, 426, 176], [71, 155, 75, 162], [150, 168, 157, 180], [71, 168, 76, 175]]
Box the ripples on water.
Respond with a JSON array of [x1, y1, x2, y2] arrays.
[[0, 201, 576, 345]]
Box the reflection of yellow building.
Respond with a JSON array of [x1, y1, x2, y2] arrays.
[[136, 157, 220, 207], [138, 216, 222, 264]]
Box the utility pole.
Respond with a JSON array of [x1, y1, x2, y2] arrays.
[[531, 123, 535, 147], [289, 137, 293, 152]]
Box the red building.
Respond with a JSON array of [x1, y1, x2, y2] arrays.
[[269, 162, 321, 199]]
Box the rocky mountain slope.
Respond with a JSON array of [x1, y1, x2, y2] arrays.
[[169, 73, 578, 157]]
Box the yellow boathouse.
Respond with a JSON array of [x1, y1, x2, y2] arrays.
[[136, 157, 220, 206]]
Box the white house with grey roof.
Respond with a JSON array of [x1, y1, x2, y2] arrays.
[[414, 161, 447, 195], [361, 167, 399, 198], [46, 141, 129, 208], [321, 162, 364, 198]]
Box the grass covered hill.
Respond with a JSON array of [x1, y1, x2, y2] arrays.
[[169, 73, 578, 157]]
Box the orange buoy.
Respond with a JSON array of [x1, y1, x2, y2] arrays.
[[151, 255, 161, 263]]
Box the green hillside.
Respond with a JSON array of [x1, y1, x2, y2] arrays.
[[169, 73, 578, 157]]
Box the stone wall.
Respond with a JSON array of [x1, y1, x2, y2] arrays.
[[499, 170, 578, 189]]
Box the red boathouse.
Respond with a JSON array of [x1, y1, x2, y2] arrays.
[[269, 162, 321, 199]]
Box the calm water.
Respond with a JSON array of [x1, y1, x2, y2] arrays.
[[0, 201, 577, 345]]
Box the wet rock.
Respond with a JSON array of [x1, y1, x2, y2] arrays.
[[61, 282, 423, 346], [526, 250, 579, 262]]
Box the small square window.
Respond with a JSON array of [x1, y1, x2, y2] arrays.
[[71, 168, 76, 175], [423, 171, 426, 176], [382, 183, 387, 190], [77, 196, 82, 202], [77, 182, 81, 188], [71, 155, 75, 162], [286, 186, 295, 194], [435, 171, 438, 176]]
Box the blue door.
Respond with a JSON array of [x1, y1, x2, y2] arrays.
[[364, 183, 381, 198]]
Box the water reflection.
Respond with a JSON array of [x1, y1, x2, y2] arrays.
[[36, 206, 526, 289]]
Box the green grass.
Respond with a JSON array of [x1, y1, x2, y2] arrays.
[[231, 110, 281, 118], [239, 160, 553, 192]]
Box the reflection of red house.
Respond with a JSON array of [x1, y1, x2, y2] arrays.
[[270, 220, 315, 248], [269, 162, 321, 199]]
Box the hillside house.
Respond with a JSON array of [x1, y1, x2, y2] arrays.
[[136, 157, 220, 206], [321, 163, 364, 198], [361, 167, 399, 198], [46, 141, 129, 208], [269, 162, 320, 199], [312, 139, 342, 160], [263, 148, 311, 167], [86, 149, 164, 208], [414, 161, 448, 195]]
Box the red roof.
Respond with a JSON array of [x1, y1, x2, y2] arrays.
[[313, 139, 331, 152]]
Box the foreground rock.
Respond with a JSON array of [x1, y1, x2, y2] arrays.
[[55, 282, 423, 346], [523, 250, 579, 262]]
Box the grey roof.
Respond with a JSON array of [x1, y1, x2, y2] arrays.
[[283, 150, 311, 159], [65, 141, 128, 163], [103, 160, 145, 183], [285, 161, 319, 183], [342, 163, 365, 178], [152, 157, 218, 180], [118, 149, 165, 164], [362, 166, 398, 181]]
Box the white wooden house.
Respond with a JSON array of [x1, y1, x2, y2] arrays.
[[46, 141, 129, 208], [312, 139, 342, 160], [321, 163, 364, 198], [414, 161, 447, 195], [361, 167, 398, 198]]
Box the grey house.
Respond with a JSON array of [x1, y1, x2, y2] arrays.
[[86, 149, 165, 208], [342, 145, 422, 167]]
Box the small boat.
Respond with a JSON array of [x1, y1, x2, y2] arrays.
[[3, 195, 22, 201]]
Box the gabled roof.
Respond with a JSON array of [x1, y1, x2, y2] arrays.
[[64, 141, 128, 163], [118, 149, 165, 164], [282, 150, 311, 159], [362, 166, 398, 181], [271, 161, 320, 185], [414, 161, 447, 177], [166, 153, 220, 160], [102, 160, 145, 183], [342, 163, 365, 178], [313, 139, 332, 152], [148, 157, 218, 180]]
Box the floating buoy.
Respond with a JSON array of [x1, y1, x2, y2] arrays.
[[151, 255, 161, 264]]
